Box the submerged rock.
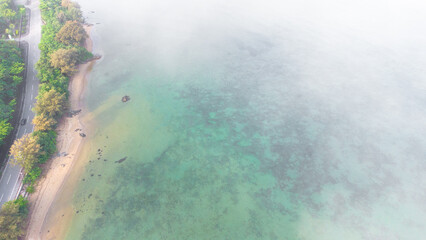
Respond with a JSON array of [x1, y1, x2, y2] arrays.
[[67, 109, 82, 117], [115, 157, 127, 163], [122, 95, 130, 102]]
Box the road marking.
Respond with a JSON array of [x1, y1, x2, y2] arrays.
[[0, 159, 9, 183], [31, 92, 33, 99], [23, 129, 27, 135], [0, 194, 3, 202], [31, 84, 34, 91], [8, 175, 20, 201], [7, 174, 11, 185], [29, 105, 31, 111]]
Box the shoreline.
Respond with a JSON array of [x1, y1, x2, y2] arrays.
[[25, 25, 96, 240]]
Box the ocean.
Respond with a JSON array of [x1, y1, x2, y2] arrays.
[[53, 0, 426, 239]]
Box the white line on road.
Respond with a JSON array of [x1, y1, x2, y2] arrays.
[[23, 129, 27, 135], [0, 194, 3, 202], [29, 105, 31, 111], [8, 175, 20, 201], [31, 84, 34, 91], [6, 174, 11, 185], [0, 158, 9, 183]]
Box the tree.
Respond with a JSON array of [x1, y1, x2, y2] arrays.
[[61, 0, 82, 22], [0, 0, 16, 22], [0, 41, 24, 145], [56, 21, 87, 46], [32, 113, 57, 131], [0, 197, 28, 240], [56, 10, 66, 23], [8, 23, 14, 35], [9, 134, 41, 173], [50, 48, 79, 75], [33, 130, 57, 163], [61, 0, 71, 8], [0, 0, 18, 35], [9, 62, 24, 75], [34, 88, 67, 118], [67, 6, 82, 22], [0, 119, 12, 144]]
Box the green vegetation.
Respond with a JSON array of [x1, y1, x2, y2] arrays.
[[0, 197, 28, 240], [37, 0, 91, 94], [0, 0, 26, 39], [10, 133, 41, 173], [0, 41, 24, 145], [56, 20, 87, 46], [1, 1, 90, 237], [34, 88, 67, 118], [32, 113, 57, 131], [0, 0, 90, 238], [34, 0, 90, 167], [32, 130, 57, 163], [50, 47, 80, 75], [8, 0, 90, 185]]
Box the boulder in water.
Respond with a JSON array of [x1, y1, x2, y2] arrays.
[[122, 95, 130, 102], [115, 157, 127, 163]]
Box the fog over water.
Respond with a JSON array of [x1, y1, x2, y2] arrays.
[[60, 0, 426, 239]]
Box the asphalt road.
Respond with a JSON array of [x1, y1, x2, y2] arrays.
[[0, 0, 41, 206]]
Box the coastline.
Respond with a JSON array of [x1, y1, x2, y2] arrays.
[[25, 25, 96, 240]]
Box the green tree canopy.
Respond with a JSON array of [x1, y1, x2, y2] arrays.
[[0, 41, 24, 145], [34, 88, 67, 118], [32, 113, 57, 131], [0, 0, 18, 36], [0, 119, 12, 145], [56, 20, 87, 46], [10, 134, 41, 173], [61, 0, 82, 22], [0, 197, 28, 240], [33, 130, 57, 163], [50, 48, 79, 75]]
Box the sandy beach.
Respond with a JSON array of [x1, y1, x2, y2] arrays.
[[25, 26, 96, 240]]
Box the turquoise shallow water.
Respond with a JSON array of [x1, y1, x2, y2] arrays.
[[62, 0, 426, 239]]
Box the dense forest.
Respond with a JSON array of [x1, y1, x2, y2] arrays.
[[0, 0, 26, 39], [0, 41, 24, 146]]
